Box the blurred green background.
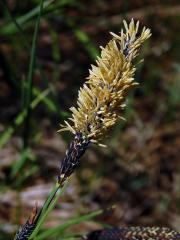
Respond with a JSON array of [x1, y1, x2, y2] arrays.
[[0, 0, 180, 239]]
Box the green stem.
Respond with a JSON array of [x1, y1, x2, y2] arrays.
[[29, 181, 67, 239], [23, 0, 44, 149], [38, 182, 60, 217]]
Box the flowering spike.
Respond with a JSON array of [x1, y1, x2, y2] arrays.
[[14, 204, 38, 240], [58, 132, 90, 185], [59, 19, 151, 143], [84, 227, 180, 240]]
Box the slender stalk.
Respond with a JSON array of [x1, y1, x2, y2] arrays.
[[37, 182, 60, 219], [29, 182, 67, 239]]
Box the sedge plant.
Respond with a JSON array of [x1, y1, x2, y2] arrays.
[[14, 19, 151, 240]]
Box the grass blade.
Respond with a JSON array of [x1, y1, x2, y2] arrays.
[[29, 182, 67, 239], [0, 0, 75, 35], [0, 89, 50, 148], [0, 0, 53, 35], [23, 0, 44, 149], [35, 209, 103, 240]]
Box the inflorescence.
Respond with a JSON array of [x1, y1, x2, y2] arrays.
[[14, 205, 38, 240], [59, 19, 151, 145], [58, 132, 90, 185], [14, 19, 151, 240]]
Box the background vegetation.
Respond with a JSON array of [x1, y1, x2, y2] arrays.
[[0, 0, 180, 239]]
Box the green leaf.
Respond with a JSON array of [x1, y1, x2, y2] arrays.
[[35, 209, 103, 240], [0, 88, 50, 148], [10, 148, 32, 178], [0, 0, 75, 35], [29, 182, 67, 239], [22, 0, 44, 149], [0, 0, 53, 35]]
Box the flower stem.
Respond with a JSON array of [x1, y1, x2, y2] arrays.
[[29, 181, 67, 239]]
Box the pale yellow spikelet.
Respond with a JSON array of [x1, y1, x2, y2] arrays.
[[59, 19, 151, 144]]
